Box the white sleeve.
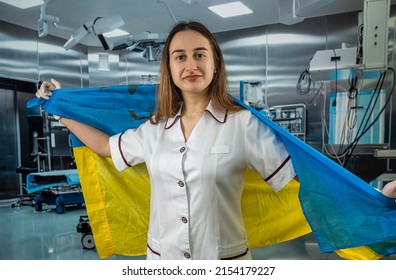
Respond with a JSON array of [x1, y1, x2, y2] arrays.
[[244, 112, 296, 191], [109, 126, 146, 172]]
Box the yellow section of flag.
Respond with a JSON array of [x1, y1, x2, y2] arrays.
[[74, 146, 312, 258]]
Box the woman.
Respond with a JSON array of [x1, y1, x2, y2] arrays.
[[37, 21, 296, 260]]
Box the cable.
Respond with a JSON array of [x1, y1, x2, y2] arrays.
[[296, 67, 324, 107], [354, 72, 384, 137], [321, 90, 352, 164], [329, 49, 348, 158], [296, 69, 312, 95], [356, 24, 364, 65], [306, 80, 324, 106], [342, 68, 395, 166]]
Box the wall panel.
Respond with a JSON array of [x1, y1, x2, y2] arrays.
[[0, 86, 18, 199], [0, 21, 38, 82]]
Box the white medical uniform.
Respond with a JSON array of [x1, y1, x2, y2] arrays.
[[109, 101, 296, 260]]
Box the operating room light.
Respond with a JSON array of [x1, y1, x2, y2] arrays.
[[0, 0, 43, 9], [63, 15, 125, 50], [103, 29, 130, 38], [208, 1, 253, 18]]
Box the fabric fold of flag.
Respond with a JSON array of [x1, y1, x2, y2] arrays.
[[234, 98, 396, 259], [27, 84, 396, 259]]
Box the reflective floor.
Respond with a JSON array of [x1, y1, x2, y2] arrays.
[[0, 198, 392, 260], [0, 199, 143, 260]]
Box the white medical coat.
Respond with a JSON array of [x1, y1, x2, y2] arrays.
[[109, 102, 295, 260]]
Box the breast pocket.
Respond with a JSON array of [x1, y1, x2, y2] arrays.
[[210, 145, 230, 155]]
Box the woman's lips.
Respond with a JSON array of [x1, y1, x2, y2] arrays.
[[183, 75, 201, 81]]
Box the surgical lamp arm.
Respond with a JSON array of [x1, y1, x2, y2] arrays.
[[38, 0, 74, 37], [63, 16, 124, 51]]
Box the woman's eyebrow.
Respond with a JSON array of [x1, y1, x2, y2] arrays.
[[194, 47, 209, 52], [171, 47, 209, 55]]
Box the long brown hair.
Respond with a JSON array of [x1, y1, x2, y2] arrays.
[[151, 21, 242, 124]]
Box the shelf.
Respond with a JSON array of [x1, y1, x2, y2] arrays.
[[374, 149, 396, 158], [325, 144, 389, 156], [269, 104, 306, 142], [272, 117, 303, 121]]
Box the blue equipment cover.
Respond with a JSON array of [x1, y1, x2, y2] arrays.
[[26, 169, 80, 194]]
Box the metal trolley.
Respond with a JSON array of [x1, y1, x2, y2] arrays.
[[76, 215, 95, 249]]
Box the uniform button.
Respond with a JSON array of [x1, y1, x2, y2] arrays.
[[178, 181, 184, 187], [179, 147, 186, 153], [184, 252, 191, 259], [181, 217, 188, 223]]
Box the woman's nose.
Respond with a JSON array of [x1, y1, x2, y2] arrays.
[[185, 57, 198, 71]]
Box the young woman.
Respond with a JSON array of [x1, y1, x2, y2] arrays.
[[36, 21, 296, 260]]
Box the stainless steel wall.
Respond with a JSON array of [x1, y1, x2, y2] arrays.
[[0, 78, 38, 199], [0, 22, 38, 82], [215, 9, 395, 179], [216, 12, 371, 151], [0, 20, 89, 87], [0, 85, 18, 199]]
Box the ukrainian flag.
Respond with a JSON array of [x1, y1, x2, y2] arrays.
[[27, 85, 396, 259]]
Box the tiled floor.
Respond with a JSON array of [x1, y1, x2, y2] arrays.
[[0, 198, 392, 260]]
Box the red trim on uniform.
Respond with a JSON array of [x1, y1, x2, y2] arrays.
[[264, 155, 291, 182], [205, 109, 228, 124], [220, 248, 249, 260], [147, 244, 161, 256], [118, 132, 131, 167], [165, 115, 181, 129]]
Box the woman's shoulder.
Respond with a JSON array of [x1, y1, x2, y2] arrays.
[[228, 107, 250, 119], [226, 108, 254, 127], [135, 117, 164, 132]]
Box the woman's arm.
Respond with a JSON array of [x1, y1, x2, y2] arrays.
[[60, 118, 110, 157]]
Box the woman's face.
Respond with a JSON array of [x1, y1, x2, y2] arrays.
[[168, 30, 215, 96]]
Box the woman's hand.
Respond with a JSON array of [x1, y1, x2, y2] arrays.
[[35, 79, 62, 120], [382, 180, 396, 199], [35, 79, 62, 99]]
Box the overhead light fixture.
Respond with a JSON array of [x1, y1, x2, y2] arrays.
[[110, 32, 168, 50], [278, 0, 304, 25], [208, 1, 253, 18], [0, 0, 43, 9], [143, 44, 165, 62], [278, 0, 335, 25], [298, 0, 335, 15], [63, 25, 90, 50], [63, 15, 125, 51], [103, 29, 129, 38], [110, 32, 168, 61], [38, 0, 74, 38]]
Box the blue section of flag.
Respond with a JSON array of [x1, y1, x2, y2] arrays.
[[27, 84, 155, 146], [233, 97, 396, 254]]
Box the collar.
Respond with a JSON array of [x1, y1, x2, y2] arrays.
[[165, 101, 228, 129]]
